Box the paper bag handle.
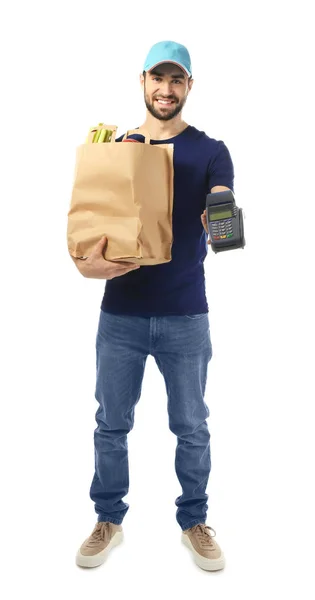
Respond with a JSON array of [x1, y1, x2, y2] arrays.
[[122, 128, 151, 144]]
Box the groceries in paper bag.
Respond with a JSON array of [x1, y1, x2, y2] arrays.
[[67, 123, 174, 265]]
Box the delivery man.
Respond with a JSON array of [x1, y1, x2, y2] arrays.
[[72, 40, 234, 571]]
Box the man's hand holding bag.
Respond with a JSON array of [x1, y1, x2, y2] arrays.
[[72, 235, 140, 279]]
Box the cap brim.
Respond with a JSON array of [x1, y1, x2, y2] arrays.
[[146, 60, 191, 77]]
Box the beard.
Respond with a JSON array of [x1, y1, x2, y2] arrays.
[[144, 85, 187, 121]]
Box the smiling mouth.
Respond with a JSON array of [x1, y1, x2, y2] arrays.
[[155, 99, 175, 106]]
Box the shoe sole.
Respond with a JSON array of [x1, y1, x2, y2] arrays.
[[181, 532, 225, 571], [76, 530, 124, 568]]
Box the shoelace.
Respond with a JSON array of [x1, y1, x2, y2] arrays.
[[189, 524, 217, 548], [87, 522, 112, 547]]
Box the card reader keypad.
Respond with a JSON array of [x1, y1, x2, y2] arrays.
[[211, 218, 234, 241]]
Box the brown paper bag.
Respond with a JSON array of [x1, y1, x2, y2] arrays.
[[67, 125, 174, 265]]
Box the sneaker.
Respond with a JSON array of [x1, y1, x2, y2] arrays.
[[181, 523, 225, 571], [76, 521, 124, 568]]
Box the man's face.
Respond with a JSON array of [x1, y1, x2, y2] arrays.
[[140, 63, 193, 122]]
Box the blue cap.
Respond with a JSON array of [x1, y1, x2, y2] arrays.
[[143, 41, 192, 77]]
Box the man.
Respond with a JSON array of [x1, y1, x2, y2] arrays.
[[73, 41, 234, 571]]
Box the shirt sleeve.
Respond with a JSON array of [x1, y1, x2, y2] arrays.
[[207, 140, 235, 192]]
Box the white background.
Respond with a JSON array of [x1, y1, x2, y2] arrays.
[[1, 0, 314, 597]]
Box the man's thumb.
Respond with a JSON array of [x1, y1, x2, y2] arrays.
[[94, 235, 107, 253]]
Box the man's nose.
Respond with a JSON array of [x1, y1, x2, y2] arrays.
[[159, 81, 173, 96]]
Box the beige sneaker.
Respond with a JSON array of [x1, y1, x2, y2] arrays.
[[76, 521, 124, 568], [182, 523, 225, 571]]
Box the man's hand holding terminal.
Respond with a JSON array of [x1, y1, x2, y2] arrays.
[[72, 236, 141, 279], [201, 210, 212, 245]]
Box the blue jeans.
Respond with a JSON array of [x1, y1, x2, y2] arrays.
[[89, 309, 213, 531]]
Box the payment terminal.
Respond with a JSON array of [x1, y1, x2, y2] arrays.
[[205, 190, 246, 253]]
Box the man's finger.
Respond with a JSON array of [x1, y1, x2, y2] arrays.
[[110, 260, 139, 268]]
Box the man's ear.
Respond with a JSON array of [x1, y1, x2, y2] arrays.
[[188, 78, 194, 92], [140, 73, 144, 87]]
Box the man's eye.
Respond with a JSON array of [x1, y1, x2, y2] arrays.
[[153, 77, 181, 83]]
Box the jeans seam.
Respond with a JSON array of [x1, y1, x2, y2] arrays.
[[97, 515, 123, 525]]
